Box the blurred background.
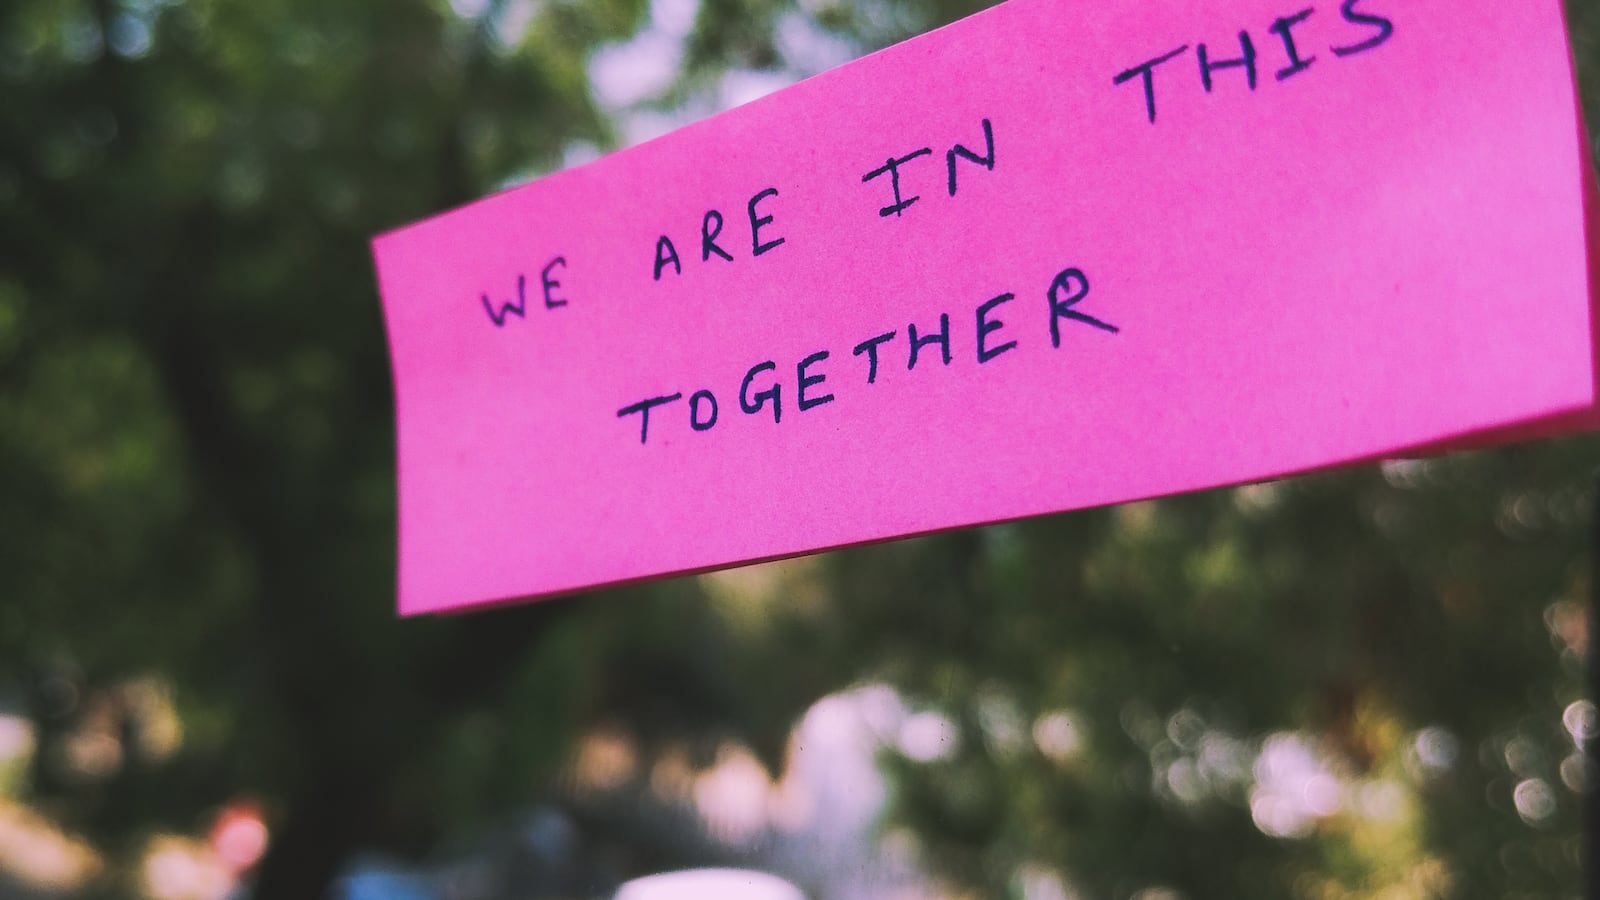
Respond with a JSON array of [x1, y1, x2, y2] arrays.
[[3, 0, 1600, 897]]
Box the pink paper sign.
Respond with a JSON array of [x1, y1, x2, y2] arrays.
[[373, 0, 1599, 616]]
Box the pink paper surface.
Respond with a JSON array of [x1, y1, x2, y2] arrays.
[[373, 0, 1598, 616]]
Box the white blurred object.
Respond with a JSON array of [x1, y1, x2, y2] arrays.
[[613, 868, 806, 900], [0, 714, 35, 763]]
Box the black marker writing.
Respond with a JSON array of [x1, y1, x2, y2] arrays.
[[653, 236, 681, 280], [647, 186, 787, 282], [482, 256, 570, 327], [748, 188, 786, 256], [863, 148, 934, 218], [1047, 267, 1117, 347], [1199, 30, 1258, 92], [1113, 45, 1189, 124], [618, 393, 683, 444], [976, 293, 1017, 363], [481, 275, 527, 327], [740, 360, 782, 423], [1269, 8, 1317, 79], [702, 210, 733, 262], [1332, 0, 1393, 57], [690, 389, 719, 431], [542, 257, 569, 308], [947, 119, 995, 197], [616, 261, 1113, 445], [908, 313, 952, 370], [1116, 2, 1393, 125], [853, 330, 897, 384], [797, 351, 834, 411]]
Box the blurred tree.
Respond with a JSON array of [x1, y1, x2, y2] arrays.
[[1, 0, 1598, 898], [683, 0, 1600, 895], [0, 0, 818, 896], [816, 446, 1596, 897]]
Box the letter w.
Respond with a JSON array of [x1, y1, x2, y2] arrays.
[[481, 275, 527, 327]]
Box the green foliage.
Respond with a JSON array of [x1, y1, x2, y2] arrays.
[[1, 0, 1597, 897], [824, 444, 1597, 896], [0, 0, 777, 893]]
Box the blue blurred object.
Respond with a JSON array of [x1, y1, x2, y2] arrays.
[[333, 861, 439, 900]]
